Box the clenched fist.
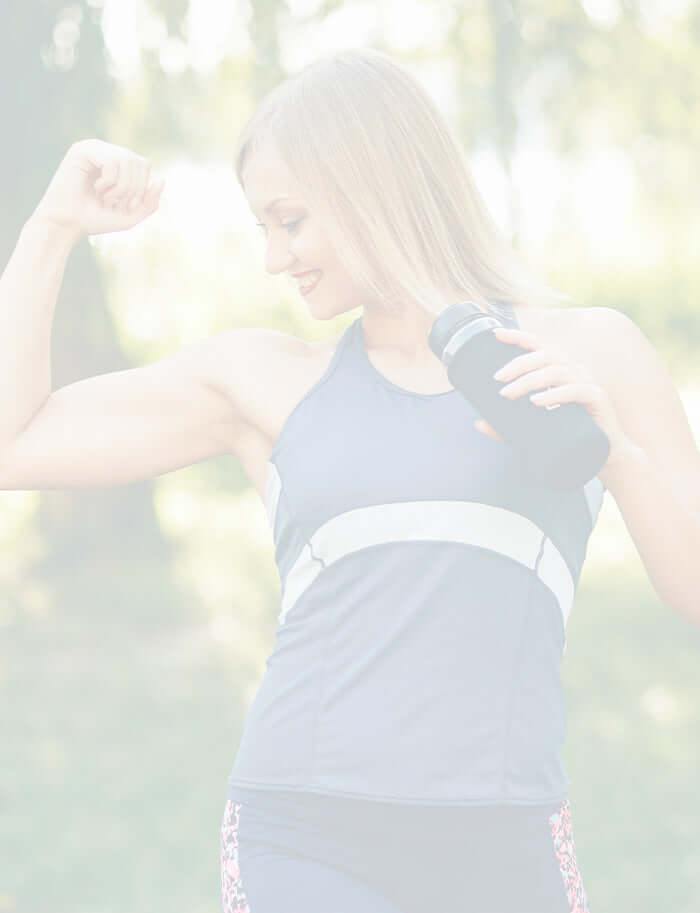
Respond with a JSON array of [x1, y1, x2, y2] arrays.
[[33, 138, 165, 241]]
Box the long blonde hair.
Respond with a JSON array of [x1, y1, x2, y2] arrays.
[[233, 48, 572, 321]]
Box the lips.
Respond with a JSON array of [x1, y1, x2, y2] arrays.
[[297, 270, 322, 293]]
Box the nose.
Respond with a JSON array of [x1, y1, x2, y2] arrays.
[[264, 236, 297, 276]]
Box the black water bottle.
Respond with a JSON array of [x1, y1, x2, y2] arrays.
[[428, 302, 610, 490]]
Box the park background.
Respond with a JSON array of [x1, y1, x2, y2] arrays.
[[1, 0, 700, 910]]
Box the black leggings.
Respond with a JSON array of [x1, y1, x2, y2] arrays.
[[220, 792, 591, 913]]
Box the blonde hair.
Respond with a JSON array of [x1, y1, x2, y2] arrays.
[[233, 48, 572, 321]]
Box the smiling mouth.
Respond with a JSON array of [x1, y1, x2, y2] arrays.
[[299, 270, 322, 293]]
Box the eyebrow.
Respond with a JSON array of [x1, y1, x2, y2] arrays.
[[254, 197, 298, 217], [266, 197, 291, 212]]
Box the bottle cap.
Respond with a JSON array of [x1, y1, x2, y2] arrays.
[[428, 301, 491, 359]]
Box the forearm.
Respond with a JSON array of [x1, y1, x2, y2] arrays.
[[600, 443, 700, 625], [0, 215, 76, 448]]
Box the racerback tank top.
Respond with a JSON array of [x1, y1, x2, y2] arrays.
[[226, 302, 606, 807]]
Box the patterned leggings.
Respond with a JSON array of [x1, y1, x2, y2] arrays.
[[220, 793, 591, 913]]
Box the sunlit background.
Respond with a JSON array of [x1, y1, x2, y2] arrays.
[[94, 0, 700, 571], [2, 1, 700, 911]]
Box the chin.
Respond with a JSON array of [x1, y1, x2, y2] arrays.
[[307, 294, 356, 322]]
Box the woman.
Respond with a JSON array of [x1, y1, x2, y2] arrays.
[[3, 48, 699, 913]]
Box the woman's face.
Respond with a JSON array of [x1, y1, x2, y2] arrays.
[[242, 145, 360, 321]]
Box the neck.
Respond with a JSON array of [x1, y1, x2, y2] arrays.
[[360, 299, 468, 362]]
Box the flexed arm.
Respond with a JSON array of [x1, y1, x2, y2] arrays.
[[0, 139, 266, 490], [0, 139, 164, 450]]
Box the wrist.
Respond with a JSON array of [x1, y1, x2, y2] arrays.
[[23, 209, 82, 249]]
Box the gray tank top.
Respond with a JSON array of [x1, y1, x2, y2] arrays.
[[227, 302, 606, 806]]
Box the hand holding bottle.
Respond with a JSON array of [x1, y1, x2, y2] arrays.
[[428, 303, 614, 489]]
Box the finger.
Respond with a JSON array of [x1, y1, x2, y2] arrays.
[[105, 157, 135, 206], [493, 349, 550, 383], [126, 159, 145, 212], [529, 382, 598, 406], [129, 159, 151, 212], [118, 158, 139, 210], [492, 327, 541, 350], [94, 159, 118, 194], [493, 328, 574, 382], [498, 365, 566, 399], [474, 419, 504, 442], [141, 177, 165, 212], [101, 159, 125, 204]]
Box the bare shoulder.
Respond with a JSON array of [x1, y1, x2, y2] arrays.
[[530, 303, 660, 408], [519, 301, 616, 339], [513, 303, 591, 347], [512, 303, 621, 388], [565, 304, 671, 395], [555, 305, 631, 375]]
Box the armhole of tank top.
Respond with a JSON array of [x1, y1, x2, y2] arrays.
[[269, 321, 355, 463]]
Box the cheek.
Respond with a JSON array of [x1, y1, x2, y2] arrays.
[[301, 226, 324, 250], [300, 222, 332, 253]]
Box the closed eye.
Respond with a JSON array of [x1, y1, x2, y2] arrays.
[[256, 218, 304, 236]]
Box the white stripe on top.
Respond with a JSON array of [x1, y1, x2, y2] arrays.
[[264, 462, 603, 657]]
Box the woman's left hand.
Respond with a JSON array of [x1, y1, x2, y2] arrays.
[[474, 326, 633, 469]]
